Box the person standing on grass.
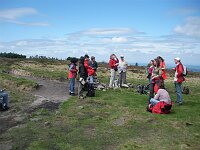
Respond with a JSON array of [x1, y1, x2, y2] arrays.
[[68, 58, 78, 96], [118, 55, 128, 87], [148, 59, 162, 104], [78, 56, 88, 99], [173, 57, 185, 105], [157, 56, 167, 81], [89, 56, 98, 73], [84, 54, 95, 84], [109, 54, 119, 88], [147, 60, 154, 84]]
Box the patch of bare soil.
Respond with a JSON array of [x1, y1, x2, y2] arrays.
[[0, 76, 73, 149]]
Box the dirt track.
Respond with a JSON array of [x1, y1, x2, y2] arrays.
[[0, 76, 76, 149]]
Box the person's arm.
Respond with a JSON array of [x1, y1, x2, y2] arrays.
[[154, 90, 160, 100]]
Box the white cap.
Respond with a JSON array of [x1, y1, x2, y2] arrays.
[[174, 57, 181, 61], [120, 55, 124, 58]]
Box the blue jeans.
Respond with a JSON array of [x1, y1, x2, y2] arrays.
[[69, 78, 75, 93], [88, 76, 94, 84], [150, 98, 159, 106], [0, 91, 8, 106], [174, 82, 183, 104]]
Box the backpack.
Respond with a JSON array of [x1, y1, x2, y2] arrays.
[[183, 65, 188, 76], [87, 84, 95, 97], [182, 86, 190, 95]]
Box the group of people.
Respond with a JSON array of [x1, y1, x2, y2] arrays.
[[68, 54, 98, 99], [0, 54, 186, 112], [147, 56, 185, 110], [109, 54, 128, 88], [68, 53, 129, 99]]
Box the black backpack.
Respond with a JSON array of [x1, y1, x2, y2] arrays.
[[87, 84, 95, 97]]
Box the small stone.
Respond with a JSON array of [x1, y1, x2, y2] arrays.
[[78, 106, 84, 109]]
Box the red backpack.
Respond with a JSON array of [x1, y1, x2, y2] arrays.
[[148, 101, 172, 114]]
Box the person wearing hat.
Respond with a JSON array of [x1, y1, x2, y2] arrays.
[[118, 55, 128, 87], [173, 57, 185, 105]]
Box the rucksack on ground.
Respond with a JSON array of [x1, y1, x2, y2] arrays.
[[87, 84, 95, 97], [183, 65, 188, 76]]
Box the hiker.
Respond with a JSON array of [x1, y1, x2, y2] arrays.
[[0, 88, 9, 111], [148, 59, 162, 103], [68, 58, 78, 96], [173, 57, 185, 105], [89, 56, 98, 73], [84, 54, 95, 84], [147, 82, 172, 114], [147, 60, 154, 83], [151, 58, 162, 94], [157, 56, 167, 81], [149, 82, 171, 106], [84, 54, 95, 96], [118, 55, 128, 87], [109, 54, 119, 88], [78, 56, 88, 99]]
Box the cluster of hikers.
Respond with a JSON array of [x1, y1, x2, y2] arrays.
[[68, 54, 128, 99], [1, 54, 186, 114], [146, 56, 186, 113]]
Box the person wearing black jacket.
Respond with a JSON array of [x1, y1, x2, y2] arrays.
[[78, 56, 88, 99]]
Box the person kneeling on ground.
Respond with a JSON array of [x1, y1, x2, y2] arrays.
[[148, 82, 172, 114], [0, 88, 9, 111], [150, 83, 171, 106]]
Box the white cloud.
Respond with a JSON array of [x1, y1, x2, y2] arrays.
[[82, 28, 134, 35], [102, 37, 128, 43], [174, 16, 200, 37], [0, 7, 49, 26], [0, 7, 38, 20], [168, 8, 198, 16], [1, 27, 200, 65]]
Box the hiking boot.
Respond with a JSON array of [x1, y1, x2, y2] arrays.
[[71, 93, 75, 96]]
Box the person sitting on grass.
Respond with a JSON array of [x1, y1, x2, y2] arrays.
[[0, 88, 9, 111], [149, 82, 171, 107]]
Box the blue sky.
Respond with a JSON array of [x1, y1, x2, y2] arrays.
[[0, 0, 200, 65]]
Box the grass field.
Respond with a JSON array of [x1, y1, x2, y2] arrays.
[[0, 58, 200, 150]]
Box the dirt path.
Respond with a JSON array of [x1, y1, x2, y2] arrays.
[[28, 76, 70, 106], [0, 76, 77, 149]]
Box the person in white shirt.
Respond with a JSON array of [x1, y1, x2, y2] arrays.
[[118, 55, 128, 87]]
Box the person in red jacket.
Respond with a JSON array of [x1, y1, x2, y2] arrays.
[[157, 56, 167, 80], [173, 57, 185, 105], [68, 58, 78, 96], [84, 54, 95, 84], [109, 54, 119, 88]]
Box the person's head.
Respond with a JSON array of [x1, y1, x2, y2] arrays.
[[154, 58, 160, 67], [150, 60, 154, 65], [110, 54, 115, 59], [79, 56, 85, 64], [158, 82, 165, 89], [91, 56, 95, 61], [174, 57, 181, 64], [84, 54, 89, 59], [157, 56, 164, 62], [120, 55, 124, 60], [71, 57, 78, 64]]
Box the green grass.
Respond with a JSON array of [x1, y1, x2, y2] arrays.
[[2, 78, 200, 150]]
